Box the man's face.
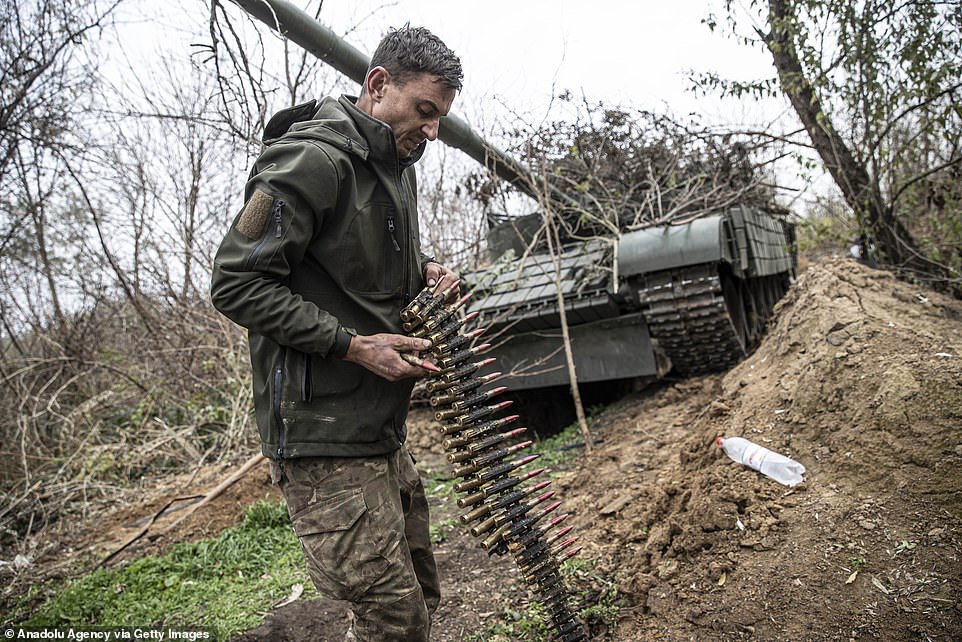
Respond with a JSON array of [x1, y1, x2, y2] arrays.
[[369, 71, 456, 159]]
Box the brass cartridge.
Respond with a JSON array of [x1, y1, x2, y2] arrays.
[[408, 293, 471, 336], [430, 371, 502, 409], [437, 343, 491, 370], [455, 467, 545, 508], [451, 440, 533, 478], [446, 426, 528, 463], [479, 523, 511, 551], [450, 399, 514, 428], [432, 327, 485, 357], [469, 489, 555, 537], [399, 287, 435, 323], [453, 454, 540, 493], [439, 356, 495, 385], [400, 280, 460, 324], [457, 479, 551, 524], [440, 415, 520, 445]]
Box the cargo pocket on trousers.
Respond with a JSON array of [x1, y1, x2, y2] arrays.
[[290, 487, 392, 601]]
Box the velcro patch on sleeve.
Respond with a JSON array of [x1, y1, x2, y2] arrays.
[[236, 189, 274, 239]]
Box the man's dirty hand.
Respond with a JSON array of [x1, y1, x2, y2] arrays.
[[345, 332, 439, 381]]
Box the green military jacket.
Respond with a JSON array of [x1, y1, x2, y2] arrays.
[[211, 95, 431, 459]]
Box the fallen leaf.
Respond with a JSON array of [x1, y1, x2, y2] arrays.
[[845, 570, 858, 584], [871, 576, 890, 594], [273, 583, 304, 609]]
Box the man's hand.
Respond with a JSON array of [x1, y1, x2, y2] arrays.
[[344, 332, 440, 382], [425, 261, 461, 302]]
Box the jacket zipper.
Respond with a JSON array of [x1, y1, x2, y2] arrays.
[[273, 366, 286, 459], [393, 172, 411, 445], [386, 215, 401, 290], [246, 199, 285, 269], [300, 351, 312, 403], [395, 176, 411, 304], [386, 215, 401, 251]]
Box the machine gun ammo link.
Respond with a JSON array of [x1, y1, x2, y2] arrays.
[[428, 370, 500, 407], [455, 466, 545, 508], [469, 489, 555, 537], [449, 399, 514, 428], [425, 310, 478, 344], [438, 356, 496, 384], [436, 342, 491, 370], [439, 413, 520, 443], [403, 285, 589, 641], [432, 327, 486, 357], [400, 280, 462, 325], [406, 293, 471, 336], [452, 453, 540, 492], [446, 427, 528, 463], [434, 386, 510, 422], [507, 515, 571, 551], [447, 384, 506, 413], [457, 479, 552, 524], [450, 439, 534, 479]]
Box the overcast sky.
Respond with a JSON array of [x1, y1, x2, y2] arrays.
[[115, 0, 816, 205], [120, 0, 794, 147], [316, 0, 790, 129], [300, 0, 814, 201]]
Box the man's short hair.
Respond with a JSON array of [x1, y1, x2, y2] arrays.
[[369, 24, 463, 92]]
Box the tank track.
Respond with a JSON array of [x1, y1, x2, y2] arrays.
[[639, 262, 789, 375], [401, 284, 590, 642]]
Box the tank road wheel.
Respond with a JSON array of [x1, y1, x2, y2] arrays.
[[720, 268, 751, 353], [745, 278, 768, 345], [752, 274, 787, 330], [639, 263, 750, 376], [766, 275, 783, 317]]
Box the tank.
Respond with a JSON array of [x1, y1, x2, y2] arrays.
[[470, 206, 796, 390], [233, 0, 797, 391]]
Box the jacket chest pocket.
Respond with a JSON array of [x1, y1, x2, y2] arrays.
[[338, 202, 403, 295]]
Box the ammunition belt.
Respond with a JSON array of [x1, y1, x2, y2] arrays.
[[401, 284, 590, 642]]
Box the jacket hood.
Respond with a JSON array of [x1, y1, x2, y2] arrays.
[[265, 95, 425, 167]]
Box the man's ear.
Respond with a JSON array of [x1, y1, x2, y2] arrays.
[[366, 66, 391, 101]]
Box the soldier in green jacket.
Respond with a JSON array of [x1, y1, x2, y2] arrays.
[[210, 25, 463, 641]]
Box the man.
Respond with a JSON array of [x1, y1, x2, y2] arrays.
[[210, 25, 463, 641]]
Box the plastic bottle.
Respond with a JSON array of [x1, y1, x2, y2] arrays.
[[716, 436, 806, 487]]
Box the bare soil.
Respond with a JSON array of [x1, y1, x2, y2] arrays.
[[7, 255, 962, 641]]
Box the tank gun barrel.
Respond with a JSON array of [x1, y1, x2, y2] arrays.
[[231, 0, 566, 205]]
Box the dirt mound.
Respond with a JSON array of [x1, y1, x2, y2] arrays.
[[560, 256, 962, 640]]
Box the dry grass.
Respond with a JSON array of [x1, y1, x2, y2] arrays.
[[0, 295, 257, 559]]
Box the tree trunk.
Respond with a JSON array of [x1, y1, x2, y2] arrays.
[[763, 0, 957, 292], [543, 208, 592, 454]]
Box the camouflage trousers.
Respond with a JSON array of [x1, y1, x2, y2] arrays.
[[273, 446, 440, 641]]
